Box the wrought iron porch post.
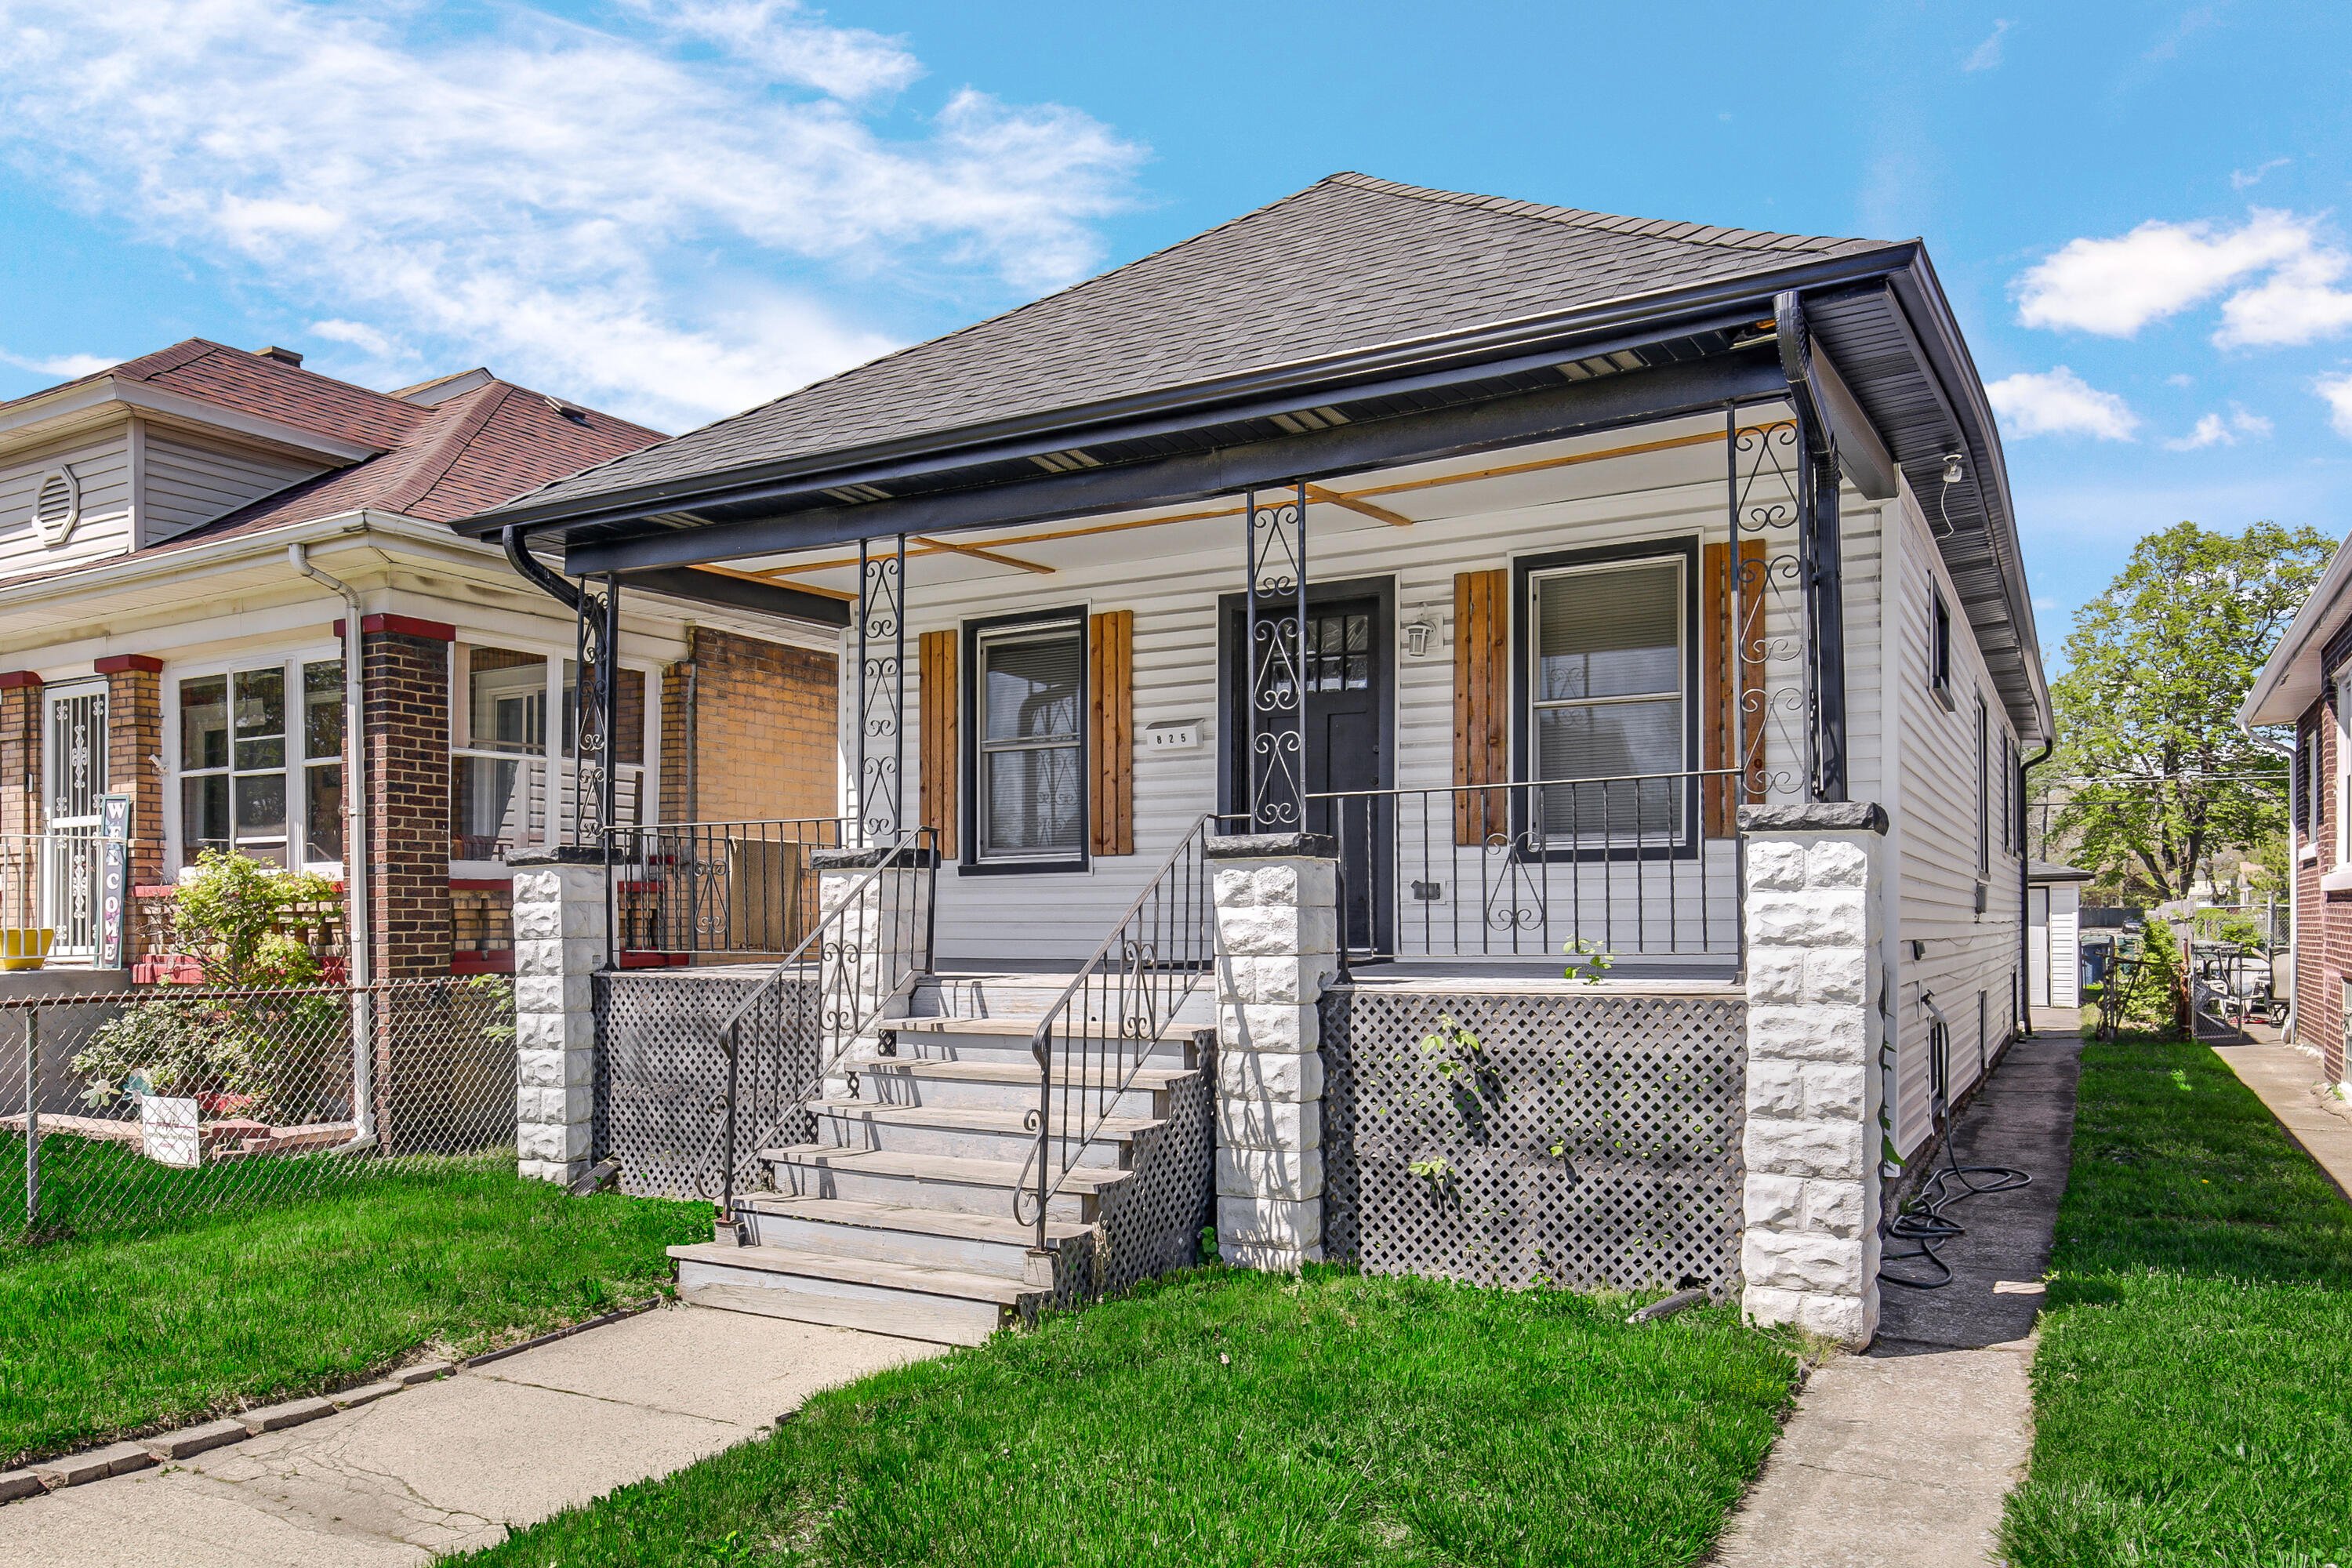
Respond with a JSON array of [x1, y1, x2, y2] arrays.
[[1244, 485, 1308, 832], [1776, 291, 1849, 803], [573, 572, 621, 962], [855, 535, 906, 843]]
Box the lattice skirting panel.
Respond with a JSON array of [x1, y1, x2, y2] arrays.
[[593, 971, 818, 1200], [1087, 1070, 1216, 1301], [1320, 989, 1746, 1293]]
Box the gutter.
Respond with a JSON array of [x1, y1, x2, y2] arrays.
[[289, 543, 375, 1142]]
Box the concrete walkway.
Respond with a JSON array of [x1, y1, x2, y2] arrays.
[[0, 1306, 940, 1566], [1711, 1022, 2082, 1568], [2212, 1042, 2352, 1201]]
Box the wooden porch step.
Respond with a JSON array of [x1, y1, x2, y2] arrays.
[[854, 1059, 1197, 1092], [808, 1098, 1160, 1141], [669, 1240, 1042, 1345], [732, 1195, 1091, 1282]]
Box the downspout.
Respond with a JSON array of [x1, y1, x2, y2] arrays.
[[290, 543, 375, 1149], [2019, 739, 2052, 1036]]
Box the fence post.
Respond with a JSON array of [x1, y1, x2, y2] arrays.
[[510, 848, 607, 1185], [1737, 801, 1888, 1345], [1207, 830, 1337, 1272], [22, 1005, 36, 1233]]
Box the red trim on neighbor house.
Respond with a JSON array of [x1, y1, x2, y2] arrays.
[[618, 951, 690, 968], [448, 877, 513, 891], [450, 949, 516, 975], [93, 655, 165, 674], [334, 614, 458, 641], [0, 671, 42, 690]]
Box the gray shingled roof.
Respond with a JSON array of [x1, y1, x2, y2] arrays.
[[493, 172, 1890, 516]]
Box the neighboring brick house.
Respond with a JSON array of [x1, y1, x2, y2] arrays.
[[2242, 534, 2352, 1091], [0, 340, 844, 985]]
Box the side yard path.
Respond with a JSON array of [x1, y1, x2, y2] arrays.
[[0, 1305, 931, 1566], [2000, 1034, 2352, 1566], [1712, 1025, 2081, 1568], [456, 1267, 1805, 1568]]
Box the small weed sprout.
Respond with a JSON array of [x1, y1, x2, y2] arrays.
[[1563, 939, 1616, 985]]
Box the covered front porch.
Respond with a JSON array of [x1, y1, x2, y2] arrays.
[[606, 394, 1865, 983]]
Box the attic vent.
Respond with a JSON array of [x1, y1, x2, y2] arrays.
[[256, 346, 304, 367], [1269, 406, 1351, 434], [541, 395, 589, 423], [822, 483, 892, 504], [31, 467, 79, 547], [1028, 448, 1101, 474]]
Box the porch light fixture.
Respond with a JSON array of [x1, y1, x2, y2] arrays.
[[1402, 615, 1439, 659], [1940, 452, 1965, 486]]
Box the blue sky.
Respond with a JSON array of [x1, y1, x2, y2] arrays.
[[4, 1, 2349, 665]]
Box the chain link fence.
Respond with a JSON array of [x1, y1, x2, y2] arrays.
[[2, 978, 516, 1244]]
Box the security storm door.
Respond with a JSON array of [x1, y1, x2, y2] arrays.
[[42, 682, 107, 956]]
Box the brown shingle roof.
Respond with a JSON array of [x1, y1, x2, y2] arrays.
[[2, 338, 427, 450]]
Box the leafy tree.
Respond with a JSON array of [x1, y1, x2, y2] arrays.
[[2049, 521, 2331, 902]]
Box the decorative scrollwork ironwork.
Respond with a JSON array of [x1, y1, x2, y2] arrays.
[[573, 575, 615, 840], [1726, 415, 1812, 803], [855, 537, 906, 841], [1244, 485, 1308, 830]]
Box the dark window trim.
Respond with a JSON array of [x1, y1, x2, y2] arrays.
[[958, 604, 1090, 877], [1929, 586, 1955, 710], [1508, 535, 1701, 864]]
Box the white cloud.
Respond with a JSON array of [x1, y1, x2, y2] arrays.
[[0, 347, 120, 380], [626, 0, 920, 99], [310, 319, 399, 358], [2316, 374, 2352, 440], [2161, 404, 2273, 450], [0, 0, 1145, 429], [2165, 372, 2195, 387], [2013, 210, 2313, 336], [1962, 19, 2012, 71], [1987, 367, 2140, 441], [2013, 209, 2352, 349], [2231, 157, 2289, 191]]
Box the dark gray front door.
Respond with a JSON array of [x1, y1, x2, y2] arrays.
[[1226, 594, 1391, 953]]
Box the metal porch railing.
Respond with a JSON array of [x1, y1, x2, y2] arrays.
[[609, 817, 859, 957], [706, 829, 938, 1221], [1312, 768, 1748, 966], [1014, 815, 1216, 1247]]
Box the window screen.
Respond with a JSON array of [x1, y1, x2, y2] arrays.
[[1529, 557, 1684, 840], [977, 623, 1084, 862]]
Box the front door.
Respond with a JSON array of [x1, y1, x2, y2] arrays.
[[42, 682, 107, 957], [1225, 591, 1392, 953]]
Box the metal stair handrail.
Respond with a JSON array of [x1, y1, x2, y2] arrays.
[[1014, 815, 1217, 1246], [713, 828, 938, 1221]]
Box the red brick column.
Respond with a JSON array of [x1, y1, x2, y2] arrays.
[[360, 616, 456, 979], [0, 672, 40, 844], [95, 655, 166, 895], [0, 672, 39, 935]]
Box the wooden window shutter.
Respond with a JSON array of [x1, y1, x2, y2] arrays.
[[1453, 570, 1508, 845], [1700, 541, 1766, 837], [1089, 610, 1134, 855], [919, 630, 957, 858]]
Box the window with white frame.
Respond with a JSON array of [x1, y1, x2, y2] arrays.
[[177, 659, 344, 869], [1527, 553, 1687, 841], [449, 644, 644, 864], [972, 619, 1085, 864], [2336, 675, 2351, 866]]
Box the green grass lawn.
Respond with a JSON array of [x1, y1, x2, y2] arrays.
[[459, 1265, 1802, 1568], [0, 1154, 708, 1467], [2002, 1036, 2352, 1567]]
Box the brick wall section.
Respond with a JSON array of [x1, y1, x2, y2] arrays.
[[0, 674, 39, 844], [99, 659, 166, 895], [365, 628, 453, 978], [2298, 691, 2344, 1083], [661, 629, 838, 825]]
